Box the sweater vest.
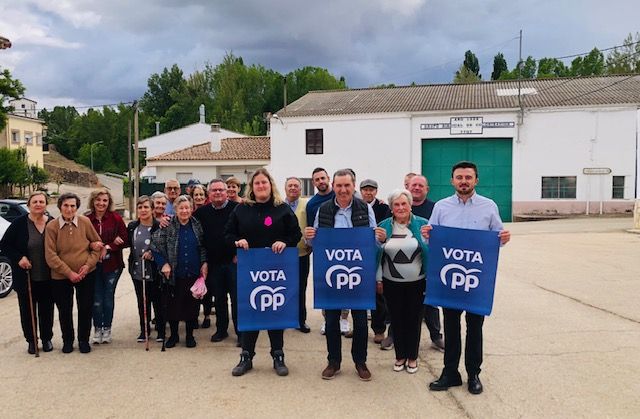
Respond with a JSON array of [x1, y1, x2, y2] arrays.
[[317, 198, 370, 228]]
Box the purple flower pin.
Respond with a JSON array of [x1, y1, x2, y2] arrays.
[[264, 216, 273, 227]]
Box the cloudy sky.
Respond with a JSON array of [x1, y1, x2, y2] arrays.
[[0, 0, 637, 111]]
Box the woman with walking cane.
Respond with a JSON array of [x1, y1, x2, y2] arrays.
[[0, 191, 54, 355], [127, 196, 163, 345], [151, 195, 207, 349]]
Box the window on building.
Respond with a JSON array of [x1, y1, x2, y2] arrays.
[[11, 130, 20, 144], [541, 176, 577, 199], [306, 129, 323, 154], [35, 133, 42, 145], [301, 177, 314, 196], [612, 176, 625, 199], [24, 132, 33, 145]]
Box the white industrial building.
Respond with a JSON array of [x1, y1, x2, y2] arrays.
[[269, 75, 640, 221]]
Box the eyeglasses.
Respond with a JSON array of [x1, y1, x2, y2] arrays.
[[209, 188, 225, 193], [166, 186, 180, 191]]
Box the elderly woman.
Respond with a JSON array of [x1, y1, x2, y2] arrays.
[[45, 193, 101, 354], [151, 195, 207, 348], [127, 196, 162, 343], [151, 191, 171, 224], [225, 177, 243, 203], [87, 188, 128, 344], [0, 191, 54, 354], [376, 189, 429, 373], [190, 184, 208, 211], [225, 168, 301, 377]]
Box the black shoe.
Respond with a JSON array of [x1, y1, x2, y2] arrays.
[[429, 373, 463, 391], [186, 336, 197, 348], [27, 342, 36, 354], [298, 324, 311, 333], [193, 322, 199, 330], [79, 341, 91, 354], [201, 318, 211, 329], [232, 351, 253, 376], [210, 331, 229, 342], [272, 350, 289, 376], [137, 333, 146, 343], [165, 335, 179, 348], [468, 374, 483, 394], [62, 341, 74, 354], [42, 340, 53, 352]]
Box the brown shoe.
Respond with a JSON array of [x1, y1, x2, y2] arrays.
[[344, 330, 353, 338], [355, 363, 372, 381], [373, 333, 384, 344], [321, 363, 341, 380]]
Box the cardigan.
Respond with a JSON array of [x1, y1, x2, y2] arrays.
[[44, 215, 102, 280], [87, 210, 129, 273], [376, 214, 429, 282]]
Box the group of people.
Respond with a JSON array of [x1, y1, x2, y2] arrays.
[[1, 160, 510, 395]]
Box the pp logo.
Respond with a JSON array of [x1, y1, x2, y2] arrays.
[[249, 285, 286, 311], [325, 265, 362, 290], [440, 264, 481, 292]]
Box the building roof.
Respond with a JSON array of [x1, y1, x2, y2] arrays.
[[147, 136, 270, 161], [278, 74, 640, 117]]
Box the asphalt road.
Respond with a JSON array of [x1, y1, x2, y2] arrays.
[[1, 217, 639, 418]]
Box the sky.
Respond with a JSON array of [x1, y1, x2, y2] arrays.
[[0, 0, 638, 111]]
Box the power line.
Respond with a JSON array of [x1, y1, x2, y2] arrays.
[[551, 40, 640, 61], [30, 101, 136, 113]]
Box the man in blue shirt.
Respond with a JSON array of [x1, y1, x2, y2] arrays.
[[425, 161, 510, 395]]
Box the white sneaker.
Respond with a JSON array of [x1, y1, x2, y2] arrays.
[[102, 327, 112, 343], [92, 327, 103, 344], [320, 323, 326, 335], [340, 318, 351, 335]]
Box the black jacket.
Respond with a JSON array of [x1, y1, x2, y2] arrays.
[[126, 219, 160, 280], [224, 199, 301, 249], [194, 201, 238, 264], [0, 214, 54, 292]]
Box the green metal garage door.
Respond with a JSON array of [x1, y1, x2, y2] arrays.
[[421, 138, 512, 222]]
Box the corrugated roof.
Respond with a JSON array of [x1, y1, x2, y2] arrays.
[[147, 136, 270, 161], [278, 75, 640, 117]]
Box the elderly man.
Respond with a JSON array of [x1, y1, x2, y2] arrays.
[[408, 175, 444, 352], [284, 177, 312, 333], [193, 179, 240, 345], [426, 161, 510, 395], [359, 179, 391, 344], [305, 169, 386, 381], [163, 179, 181, 216]]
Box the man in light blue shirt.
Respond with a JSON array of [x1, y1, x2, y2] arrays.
[[425, 161, 510, 395]]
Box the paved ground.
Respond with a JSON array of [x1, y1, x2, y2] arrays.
[[1, 216, 639, 418]]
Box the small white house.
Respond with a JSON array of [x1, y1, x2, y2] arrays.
[[145, 136, 270, 184], [269, 75, 640, 221]]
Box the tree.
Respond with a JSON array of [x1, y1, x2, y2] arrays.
[[537, 58, 569, 78], [606, 32, 640, 74], [491, 53, 508, 80], [498, 56, 537, 80], [453, 64, 481, 84], [139, 64, 187, 134], [570, 48, 605, 76], [463, 50, 481, 78], [285, 66, 347, 105], [38, 106, 79, 157], [0, 67, 25, 132]]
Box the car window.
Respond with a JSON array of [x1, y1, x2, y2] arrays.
[[0, 204, 8, 217], [19, 204, 30, 213]]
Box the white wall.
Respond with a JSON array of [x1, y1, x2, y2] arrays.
[[270, 114, 412, 201], [153, 161, 268, 184], [139, 123, 245, 158]]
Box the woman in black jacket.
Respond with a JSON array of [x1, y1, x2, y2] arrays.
[[0, 192, 54, 354], [127, 196, 162, 343], [225, 168, 302, 377]]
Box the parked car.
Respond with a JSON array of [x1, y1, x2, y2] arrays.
[[0, 199, 29, 223], [0, 216, 13, 297]]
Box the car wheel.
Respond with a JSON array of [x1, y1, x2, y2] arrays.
[[0, 257, 13, 298]]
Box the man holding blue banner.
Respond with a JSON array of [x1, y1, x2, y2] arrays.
[[304, 169, 387, 381], [424, 161, 510, 395]]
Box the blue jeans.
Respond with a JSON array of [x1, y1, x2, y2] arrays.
[[92, 265, 122, 328]]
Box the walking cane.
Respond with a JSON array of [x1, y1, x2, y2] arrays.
[[142, 259, 149, 351], [26, 270, 39, 358]]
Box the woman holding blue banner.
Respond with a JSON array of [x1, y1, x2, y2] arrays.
[[376, 189, 429, 374], [225, 168, 302, 377], [151, 195, 207, 349]]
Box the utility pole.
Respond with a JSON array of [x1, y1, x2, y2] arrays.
[[517, 29, 523, 123], [127, 119, 133, 217], [283, 76, 288, 113], [133, 101, 139, 218]]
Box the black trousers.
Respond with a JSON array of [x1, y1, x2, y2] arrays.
[[298, 254, 310, 327], [50, 272, 96, 344], [370, 292, 388, 335], [443, 308, 485, 376], [17, 280, 54, 343], [424, 304, 443, 342], [326, 309, 368, 365], [241, 330, 283, 357], [210, 263, 238, 335], [384, 279, 425, 360], [133, 279, 162, 337]]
